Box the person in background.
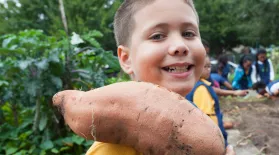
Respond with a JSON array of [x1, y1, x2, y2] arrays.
[[202, 39, 210, 54], [218, 55, 231, 81], [251, 49, 275, 85], [211, 63, 233, 90], [201, 40, 248, 96], [186, 55, 228, 146], [253, 80, 279, 100], [232, 55, 253, 90]]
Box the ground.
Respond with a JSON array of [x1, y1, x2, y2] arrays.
[[221, 97, 279, 155]]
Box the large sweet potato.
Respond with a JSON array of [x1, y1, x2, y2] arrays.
[[53, 81, 225, 155]]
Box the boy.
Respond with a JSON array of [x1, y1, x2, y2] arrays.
[[53, 0, 235, 154], [186, 55, 228, 146], [251, 49, 275, 85], [253, 80, 279, 100]]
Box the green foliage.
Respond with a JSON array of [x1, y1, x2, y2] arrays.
[[0, 29, 121, 154], [1, 0, 279, 53], [0, 0, 122, 51], [0, 102, 93, 154], [195, 0, 279, 53]]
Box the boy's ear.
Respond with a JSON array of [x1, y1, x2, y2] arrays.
[[118, 45, 133, 75]]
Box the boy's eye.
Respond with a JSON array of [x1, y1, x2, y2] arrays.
[[182, 31, 195, 38], [149, 33, 166, 41]]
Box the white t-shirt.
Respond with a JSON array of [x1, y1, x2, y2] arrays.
[[266, 82, 279, 95]]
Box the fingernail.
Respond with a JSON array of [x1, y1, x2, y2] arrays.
[[227, 145, 233, 150]]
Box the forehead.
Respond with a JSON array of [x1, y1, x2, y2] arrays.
[[258, 53, 266, 56], [133, 0, 198, 31], [205, 57, 211, 63]]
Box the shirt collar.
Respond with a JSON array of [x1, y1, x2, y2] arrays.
[[200, 78, 211, 86]]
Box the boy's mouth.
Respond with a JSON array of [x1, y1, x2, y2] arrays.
[[162, 65, 193, 73]]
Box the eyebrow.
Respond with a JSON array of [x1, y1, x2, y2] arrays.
[[143, 22, 199, 34]]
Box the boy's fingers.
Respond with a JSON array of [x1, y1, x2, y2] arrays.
[[225, 145, 235, 155]]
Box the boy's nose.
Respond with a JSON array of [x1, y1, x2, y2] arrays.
[[168, 41, 189, 56]]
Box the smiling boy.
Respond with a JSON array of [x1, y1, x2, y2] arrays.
[[53, 0, 235, 154], [116, 0, 204, 96]]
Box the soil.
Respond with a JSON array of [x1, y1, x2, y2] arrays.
[[221, 97, 279, 155]]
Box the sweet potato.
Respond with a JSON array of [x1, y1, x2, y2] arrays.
[[53, 81, 225, 155]]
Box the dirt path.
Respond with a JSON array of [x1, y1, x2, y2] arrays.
[[221, 97, 279, 155]]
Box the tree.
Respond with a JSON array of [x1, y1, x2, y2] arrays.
[[0, 29, 121, 154], [0, 0, 122, 51]]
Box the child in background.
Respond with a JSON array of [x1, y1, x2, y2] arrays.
[[52, 0, 235, 154], [186, 55, 228, 146], [232, 55, 253, 90], [202, 41, 248, 96], [211, 63, 233, 90], [251, 49, 275, 85], [253, 80, 279, 100], [218, 55, 231, 81]]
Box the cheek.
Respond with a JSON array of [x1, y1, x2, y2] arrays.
[[192, 46, 206, 72]]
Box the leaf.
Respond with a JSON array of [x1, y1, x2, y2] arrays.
[[0, 80, 9, 87], [6, 147, 18, 155], [40, 140, 54, 150], [19, 131, 32, 140], [48, 53, 60, 63], [39, 114, 48, 131], [36, 59, 49, 70], [89, 30, 103, 38], [18, 60, 32, 70], [14, 150, 28, 155], [85, 37, 101, 48], [51, 76, 62, 89], [0, 48, 24, 56], [102, 51, 120, 72], [40, 150, 46, 155], [51, 148, 59, 154], [27, 81, 39, 97], [71, 32, 84, 45], [2, 36, 16, 48], [59, 146, 70, 152], [72, 135, 84, 145], [28, 145, 36, 154]]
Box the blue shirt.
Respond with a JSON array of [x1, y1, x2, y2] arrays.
[[210, 73, 227, 85]]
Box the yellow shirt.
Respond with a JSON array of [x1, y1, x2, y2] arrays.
[[86, 142, 142, 155], [193, 79, 218, 125]]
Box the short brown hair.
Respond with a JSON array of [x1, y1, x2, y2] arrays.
[[114, 0, 199, 47]]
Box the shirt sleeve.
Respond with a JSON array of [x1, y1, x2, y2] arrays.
[[219, 76, 227, 84], [268, 59, 275, 81], [270, 82, 279, 95], [232, 68, 244, 89], [251, 65, 257, 84], [86, 142, 141, 155]]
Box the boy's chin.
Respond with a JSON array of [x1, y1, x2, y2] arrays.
[[171, 87, 192, 97]]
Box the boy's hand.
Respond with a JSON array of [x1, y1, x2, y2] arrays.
[[233, 90, 248, 96], [52, 82, 226, 155], [225, 145, 236, 155]]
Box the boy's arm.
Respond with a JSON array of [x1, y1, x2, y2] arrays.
[[53, 82, 225, 155], [223, 81, 233, 90], [213, 87, 248, 96], [251, 65, 257, 84], [268, 59, 275, 81]]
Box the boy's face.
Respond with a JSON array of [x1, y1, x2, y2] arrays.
[[118, 0, 205, 96], [243, 60, 252, 71], [258, 53, 266, 62], [201, 57, 211, 79]]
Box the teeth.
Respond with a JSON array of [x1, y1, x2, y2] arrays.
[[166, 66, 189, 73]]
